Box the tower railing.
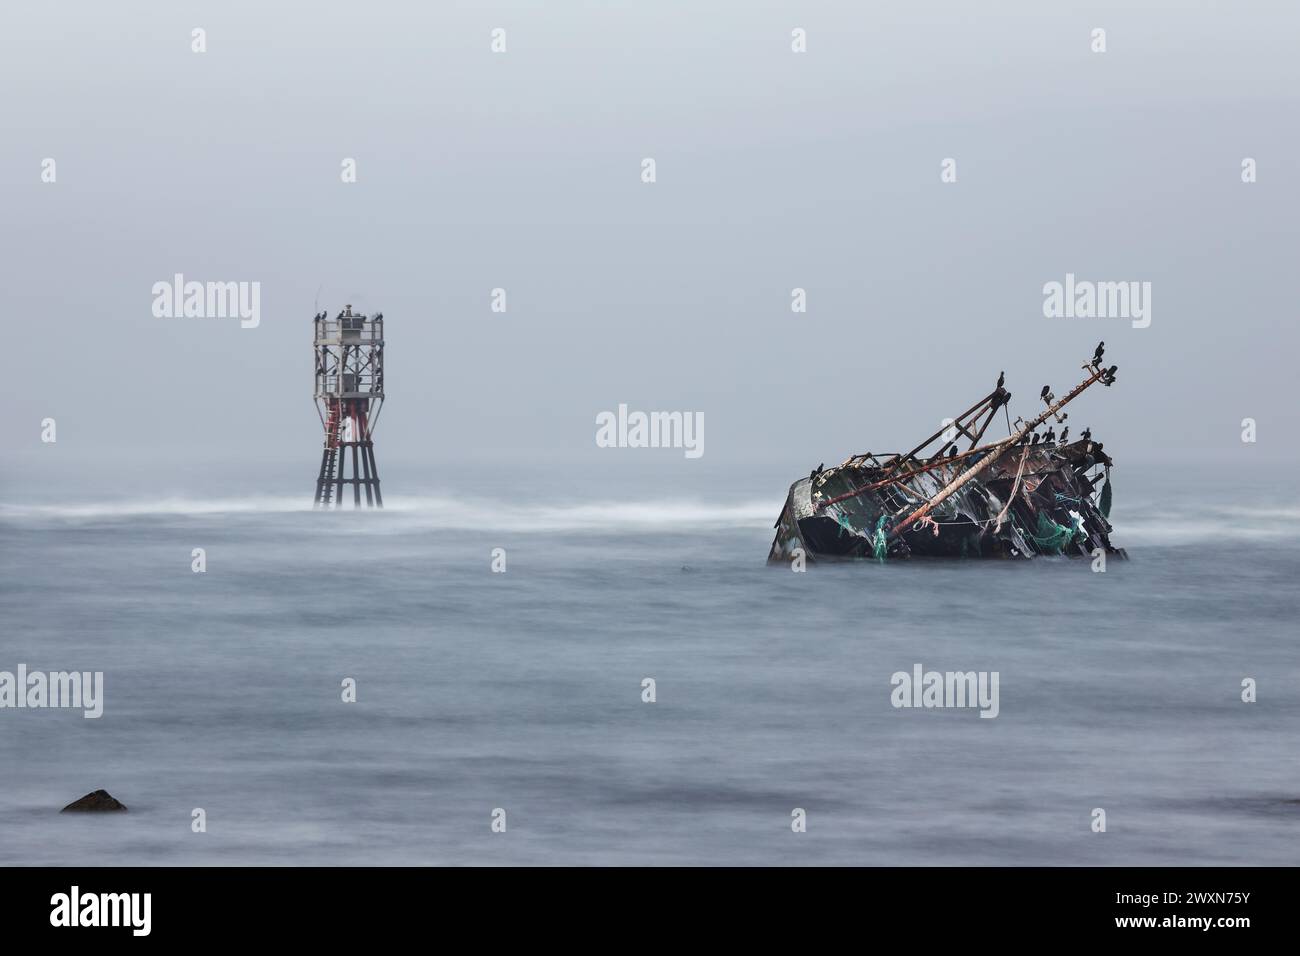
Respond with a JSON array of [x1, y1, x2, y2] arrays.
[[313, 317, 384, 344]]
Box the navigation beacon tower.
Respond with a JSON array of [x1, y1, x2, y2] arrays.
[[312, 305, 384, 508]]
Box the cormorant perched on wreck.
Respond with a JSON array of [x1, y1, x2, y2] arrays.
[[947, 444, 958, 457], [997, 370, 1005, 388], [1045, 428, 1055, 443], [1040, 385, 1051, 402], [1059, 426, 1069, 444], [1081, 427, 1092, 441], [1093, 341, 1105, 365]]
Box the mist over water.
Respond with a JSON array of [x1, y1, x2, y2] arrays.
[[2, 463, 1298, 865]]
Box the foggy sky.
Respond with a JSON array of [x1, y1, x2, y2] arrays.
[[3, 1, 1298, 500]]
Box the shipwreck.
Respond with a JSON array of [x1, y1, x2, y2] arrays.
[[768, 345, 1126, 563]]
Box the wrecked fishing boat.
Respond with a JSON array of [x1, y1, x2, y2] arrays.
[[768, 346, 1126, 563]]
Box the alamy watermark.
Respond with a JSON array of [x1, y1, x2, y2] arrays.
[[595, 404, 704, 459], [0, 665, 103, 718], [1043, 273, 1150, 329], [152, 273, 260, 328], [890, 663, 999, 718], [50, 886, 150, 936]]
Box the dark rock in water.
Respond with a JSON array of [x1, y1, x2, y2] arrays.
[[61, 789, 127, 812]]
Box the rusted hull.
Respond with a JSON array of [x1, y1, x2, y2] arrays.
[[768, 440, 1124, 563]]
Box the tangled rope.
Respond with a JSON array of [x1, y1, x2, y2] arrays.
[[994, 447, 1031, 534]]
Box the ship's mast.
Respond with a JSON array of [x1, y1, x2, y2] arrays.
[[881, 385, 1012, 473]]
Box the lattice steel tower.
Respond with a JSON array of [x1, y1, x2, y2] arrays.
[[312, 305, 384, 508]]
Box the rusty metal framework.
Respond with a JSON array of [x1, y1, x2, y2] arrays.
[[888, 360, 1111, 540], [312, 305, 384, 508], [883, 384, 1012, 472]]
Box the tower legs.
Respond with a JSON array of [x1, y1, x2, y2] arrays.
[[310, 442, 379, 509], [314, 445, 338, 507], [312, 440, 383, 509], [313, 399, 382, 509], [365, 441, 383, 507]]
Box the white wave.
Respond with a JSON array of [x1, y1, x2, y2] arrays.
[[4, 496, 1299, 540], [381, 496, 777, 532], [0, 495, 778, 532], [1215, 504, 1300, 521], [0, 496, 308, 519], [1109, 502, 1300, 544], [1115, 520, 1295, 545]]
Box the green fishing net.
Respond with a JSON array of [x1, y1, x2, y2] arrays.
[[1025, 511, 1084, 554], [872, 515, 889, 563]]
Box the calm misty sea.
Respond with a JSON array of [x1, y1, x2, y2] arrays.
[[1, 465, 1298, 866]]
